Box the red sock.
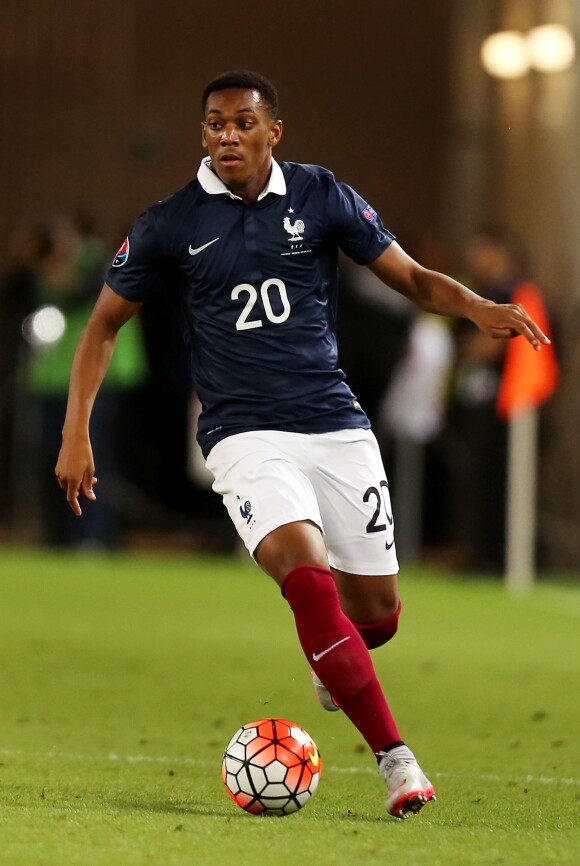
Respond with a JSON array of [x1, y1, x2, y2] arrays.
[[353, 600, 402, 650], [282, 564, 401, 754]]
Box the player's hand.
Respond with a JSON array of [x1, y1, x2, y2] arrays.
[[473, 301, 551, 351], [55, 437, 97, 517]]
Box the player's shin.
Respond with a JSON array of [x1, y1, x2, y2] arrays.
[[282, 564, 402, 754]]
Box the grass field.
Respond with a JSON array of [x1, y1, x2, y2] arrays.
[[0, 548, 578, 866]]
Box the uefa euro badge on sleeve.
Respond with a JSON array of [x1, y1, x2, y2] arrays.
[[112, 237, 130, 267]]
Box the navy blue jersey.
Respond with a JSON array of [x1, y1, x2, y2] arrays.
[[106, 159, 394, 456]]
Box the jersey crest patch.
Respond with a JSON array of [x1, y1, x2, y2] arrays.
[[281, 213, 312, 257], [283, 216, 305, 241], [112, 237, 130, 267], [362, 206, 377, 222]]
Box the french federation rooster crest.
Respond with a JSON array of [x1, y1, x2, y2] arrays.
[[283, 216, 305, 241]]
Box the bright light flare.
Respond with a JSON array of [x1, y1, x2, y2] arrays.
[[481, 31, 530, 79], [528, 24, 575, 72], [22, 305, 67, 346]]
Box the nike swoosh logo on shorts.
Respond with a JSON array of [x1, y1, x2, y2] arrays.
[[312, 635, 351, 662], [189, 238, 220, 256]]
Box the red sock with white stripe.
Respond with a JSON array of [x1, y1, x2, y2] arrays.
[[282, 564, 401, 754]]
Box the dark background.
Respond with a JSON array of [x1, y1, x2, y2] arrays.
[[1, 0, 579, 569], [0, 1, 455, 247]]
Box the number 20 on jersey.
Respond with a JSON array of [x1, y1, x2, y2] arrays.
[[231, 279, 291, 331]]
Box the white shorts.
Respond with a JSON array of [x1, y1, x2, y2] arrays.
[[205, 428, 399, 576]]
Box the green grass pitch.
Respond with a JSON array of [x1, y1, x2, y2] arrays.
[[0, 548, 578, 865]]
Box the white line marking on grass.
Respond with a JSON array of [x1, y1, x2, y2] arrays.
[[0, 747, 214, 769], [1, 748, 579, 788], [433, 771, 580, 787], [329, 766, 580, 787]]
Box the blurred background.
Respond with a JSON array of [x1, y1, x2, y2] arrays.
[[0, 0, 578, 574]]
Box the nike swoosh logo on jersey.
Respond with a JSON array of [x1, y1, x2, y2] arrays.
[[312, 635, 351, 662], [189, 238, 220, 256]]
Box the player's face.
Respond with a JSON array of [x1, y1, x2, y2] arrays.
[[202, 88, 283, 202]]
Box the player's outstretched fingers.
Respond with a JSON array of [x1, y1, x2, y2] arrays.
[[66, 480, 83, 516], [81, 474, 98, 502], [484, 302, 551, 350], [503, 303, 550, 350]]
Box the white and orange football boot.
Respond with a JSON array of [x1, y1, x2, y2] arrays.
[[311, 671, 340, 712], [378, 745, 436, 819]]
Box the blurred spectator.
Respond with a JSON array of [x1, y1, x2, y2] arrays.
[[378, 312, 454, 562], [0, 224, 48, 526], [130, 277, 237, 549], [375, 235, 456, 562], [21, 215, 147, 549], [448, 226, 530, 572], [337, 260, 411, 429]]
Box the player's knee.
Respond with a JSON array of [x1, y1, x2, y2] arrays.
[[256, 520, 328, 586], [282, 564, 338, 611], [354, 600, 402, 649]]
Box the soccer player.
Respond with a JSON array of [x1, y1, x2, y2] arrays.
[[55, 70, 550, 818]]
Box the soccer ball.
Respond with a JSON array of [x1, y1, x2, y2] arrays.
[[222, 718, 322, 816]]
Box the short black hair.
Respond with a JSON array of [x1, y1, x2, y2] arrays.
[[201, 70, 279, 118]]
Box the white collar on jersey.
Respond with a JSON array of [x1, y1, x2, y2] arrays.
[[197, 156, 286, 201]]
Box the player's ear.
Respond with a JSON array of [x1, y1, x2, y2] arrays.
[[269, 119, 283, 149], [201, 122, 209, 149]]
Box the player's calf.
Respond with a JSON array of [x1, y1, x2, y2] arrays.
[[311, 670, 340, 711], [282, 563, 402, 752], [352, 599, 402, 649]]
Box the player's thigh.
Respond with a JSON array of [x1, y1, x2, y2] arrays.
[[205, 431, 325, 564], [311, 429, 399, 577], [332, 568, 399, 624]]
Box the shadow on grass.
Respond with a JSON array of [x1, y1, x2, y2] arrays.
[[110, 798, 388, 824]]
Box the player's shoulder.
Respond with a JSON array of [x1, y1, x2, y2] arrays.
[[145, 178, 202, 222], [128, 180, 202, 248], [280, 161, 338, 189]]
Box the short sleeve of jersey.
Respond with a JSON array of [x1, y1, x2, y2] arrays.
[[105, 209, 167, 302], [328, 180, 395, 265]]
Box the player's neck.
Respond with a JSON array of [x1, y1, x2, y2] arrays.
[[220, 160, 273, 204]]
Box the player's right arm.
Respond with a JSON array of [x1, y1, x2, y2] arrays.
[[55, 284, 143, 516]]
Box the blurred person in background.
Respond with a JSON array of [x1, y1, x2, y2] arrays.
[[54, 71, 550, 817], [0, 224, 47, 527], [448, 226, 532, 572], [135, 276, 234, 549], [24, 214, 147, 549], [375, 235, 456, 563], [337, 261, 411, 430]]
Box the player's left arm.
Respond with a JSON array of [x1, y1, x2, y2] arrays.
[[369, 241, 550, 351]]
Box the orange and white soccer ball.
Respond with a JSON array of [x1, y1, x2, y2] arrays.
[[222, 718, 322, 816]]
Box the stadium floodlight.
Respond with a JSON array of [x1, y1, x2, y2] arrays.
[[527, 24, 576, 73], [22, 305, 67, 346], [480, 30, 531, 79]]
